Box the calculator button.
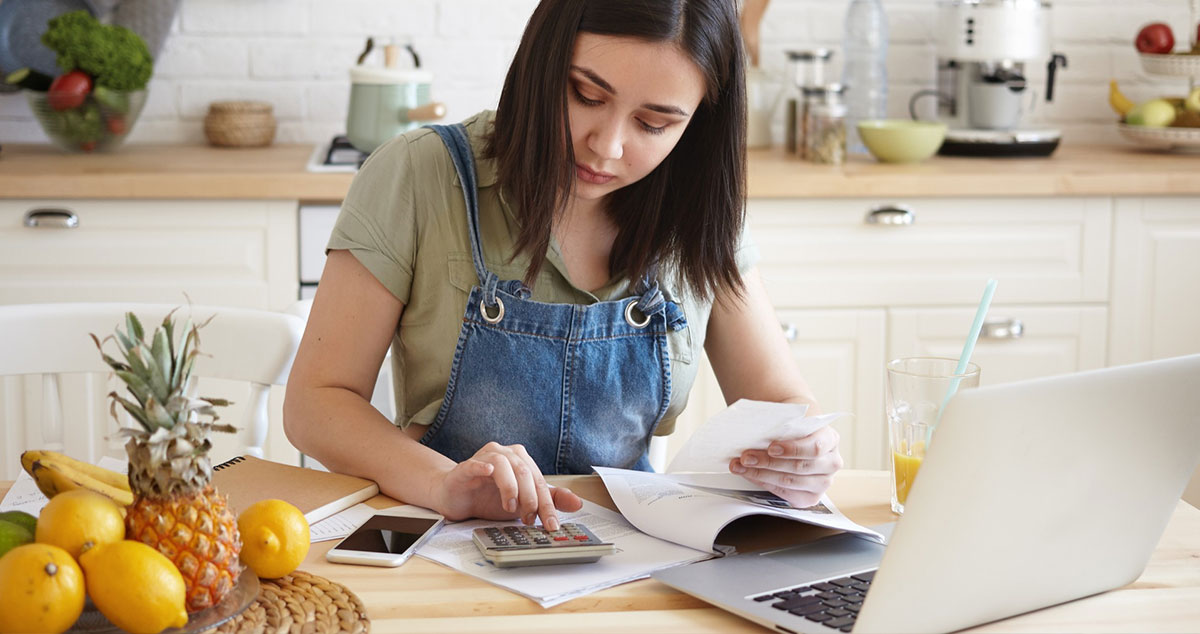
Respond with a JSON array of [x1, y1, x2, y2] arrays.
[[553, 536, 569, 541], [574, 535, 589, 540]]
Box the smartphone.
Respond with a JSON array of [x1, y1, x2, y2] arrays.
[[325, 512, 445, 567]]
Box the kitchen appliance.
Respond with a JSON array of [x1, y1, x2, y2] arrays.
[[908, 0, 1068, 157], [346, 41, 447, 154]]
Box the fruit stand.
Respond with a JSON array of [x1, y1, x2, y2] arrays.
[[1118, 0, 1200, 149]]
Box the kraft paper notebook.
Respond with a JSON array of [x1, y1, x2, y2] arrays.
[[212, 456, 379, 524]]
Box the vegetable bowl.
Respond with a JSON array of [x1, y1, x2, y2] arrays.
[[28, 86, 146, 153]]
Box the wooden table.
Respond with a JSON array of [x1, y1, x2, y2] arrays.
[[5, 471, 1198, 632]]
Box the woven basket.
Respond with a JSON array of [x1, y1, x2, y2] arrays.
[[203, 570, 369, 634], [204, 101, 277, 148]]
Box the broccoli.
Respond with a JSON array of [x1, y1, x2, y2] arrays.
[[41, 10, 153, 91]]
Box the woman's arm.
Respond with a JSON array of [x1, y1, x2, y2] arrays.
[[704, 267, 843, 507], [283, 250, 579, 527]]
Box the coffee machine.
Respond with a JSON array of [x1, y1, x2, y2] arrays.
[[909, 0, 1067, 157]]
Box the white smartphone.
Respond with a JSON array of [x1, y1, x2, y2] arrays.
[[325, 512, 445, 567]]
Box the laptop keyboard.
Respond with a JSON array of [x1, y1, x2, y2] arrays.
[[748, 569, 876, 632]]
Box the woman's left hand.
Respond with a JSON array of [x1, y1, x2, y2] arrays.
[[729, 425, 843, 508]]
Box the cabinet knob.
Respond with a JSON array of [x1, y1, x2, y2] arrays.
[[24, 208, 79, 229], [864, 205, 914, 226], [781, 322, 798, 342], [981, 318, 1024, 340]]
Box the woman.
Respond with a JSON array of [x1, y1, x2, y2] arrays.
[[284, 0, 841, 532]]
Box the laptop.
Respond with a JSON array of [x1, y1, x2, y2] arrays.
[[653, 355, 1200, 633]]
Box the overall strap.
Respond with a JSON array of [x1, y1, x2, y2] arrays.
[[425, 123, 501, 305]]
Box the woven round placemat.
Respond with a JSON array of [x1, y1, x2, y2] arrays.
[[204, 570, 369, 634]]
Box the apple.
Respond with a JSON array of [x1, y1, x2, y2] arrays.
[[1186, 87, 1200, 113], [1136, 23, 1175, 54], [1138, 99, 1177, 127]]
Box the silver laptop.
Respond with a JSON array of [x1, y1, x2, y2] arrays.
[[653, 355, 1200, 633]]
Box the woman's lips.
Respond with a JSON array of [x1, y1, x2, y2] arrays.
[[576, 163, 615, 185]]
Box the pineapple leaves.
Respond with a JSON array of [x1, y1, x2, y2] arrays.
[[125, 312, 144, 344], [108, 391, 152, 429]]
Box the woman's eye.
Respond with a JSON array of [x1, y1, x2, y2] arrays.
[[638, 120, 667, 135], [572, 87, 602, 107]]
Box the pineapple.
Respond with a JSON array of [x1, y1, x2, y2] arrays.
[[93, 310, 242, 613]]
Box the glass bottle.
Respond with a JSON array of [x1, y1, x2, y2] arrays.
[[841, 0, 888, 155]]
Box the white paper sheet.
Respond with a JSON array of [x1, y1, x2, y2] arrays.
[[595, 466, 885, 554], [666, 399, 845, 473], [415, 500, 711, 608], [307, 502, 378, 543], [1, 456, 127, 515]]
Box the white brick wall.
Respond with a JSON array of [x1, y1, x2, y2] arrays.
[[1, 0, 1195, 146]]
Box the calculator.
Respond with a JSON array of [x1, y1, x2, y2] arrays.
[[472, 523, 615, 568]]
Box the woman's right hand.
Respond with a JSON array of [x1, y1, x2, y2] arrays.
[[431, 442, 583, 531]]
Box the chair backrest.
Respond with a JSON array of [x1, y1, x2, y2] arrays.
[[0, 303, 304, 475]]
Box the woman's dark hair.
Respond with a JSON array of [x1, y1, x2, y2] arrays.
[[485, 0, 747, 302]]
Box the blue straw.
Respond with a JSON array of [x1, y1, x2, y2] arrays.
[[929, 279, 997, 444]]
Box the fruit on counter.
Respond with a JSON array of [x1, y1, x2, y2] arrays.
[[21, 449, 134, 507], [237, 499, 310, 579], [96, 311, 242, 613], [0, 543, 86, 634], [79, 540, 189, 634], [1109, 80, 1136, 116], [1136, 23, 1175, 54], [35, 489, 125, 560], [0, 518, 34, 559], [46, 70, 92, 112], [0, 509, 38, 535], [1125, 99, 1177, 127]]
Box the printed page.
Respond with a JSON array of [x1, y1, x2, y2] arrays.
[[415, 500, 710, 608], [308, 502, 377, 543], [666, 399, 846, 474], [594, 467, 884, 554]]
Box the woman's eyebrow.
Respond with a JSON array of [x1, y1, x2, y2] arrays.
[[570, 64, 691, 117]]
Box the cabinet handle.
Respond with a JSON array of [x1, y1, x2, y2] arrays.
[[781, 322, 798, 342], [864, 204, 914, 226], [24, 208, 79, 229], [980, 318, 1024, 340]]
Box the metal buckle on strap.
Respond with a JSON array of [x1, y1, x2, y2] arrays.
[[625, 300, 651, 328], [479, 296, 505, 324]]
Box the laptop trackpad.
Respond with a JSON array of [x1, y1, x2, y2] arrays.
[[756, 533, 885, 578]]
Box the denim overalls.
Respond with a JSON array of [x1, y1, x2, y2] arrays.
[[418, 124, 688, 474]]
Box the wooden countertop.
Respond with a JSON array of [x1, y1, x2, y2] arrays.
[[1, 142, 1198, 201], [3, 471, 1199, 632]]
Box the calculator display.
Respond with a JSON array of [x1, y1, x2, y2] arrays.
[[337, 515, 441, 554]]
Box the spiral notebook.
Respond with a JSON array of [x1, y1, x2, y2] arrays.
[[212, 456, 380, 524]]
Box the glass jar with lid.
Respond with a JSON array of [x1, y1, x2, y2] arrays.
[[804, 84, 848, 165], [776, 49, 834, 154]]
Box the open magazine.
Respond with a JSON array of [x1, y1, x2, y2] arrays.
[[593, 399, 885, 554]]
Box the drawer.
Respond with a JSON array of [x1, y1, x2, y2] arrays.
[[748, 197, 1112, 308], [0, 199, 298, 309]]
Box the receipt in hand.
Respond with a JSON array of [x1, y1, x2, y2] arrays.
[[665, 399, 846, 474]]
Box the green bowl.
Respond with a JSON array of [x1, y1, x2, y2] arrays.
[[857, 120, 947, 163]]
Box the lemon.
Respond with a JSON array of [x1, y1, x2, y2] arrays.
[[35, 489, 125, 559], [0, 543, 86, 634], [79, 540, 189, 634], [237, 499, 310, 579]]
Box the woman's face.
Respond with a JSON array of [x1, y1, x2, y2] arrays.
[[567, 32, 707, 203]]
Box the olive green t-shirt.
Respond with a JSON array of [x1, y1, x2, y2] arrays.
[[326, 110, 760, 437]]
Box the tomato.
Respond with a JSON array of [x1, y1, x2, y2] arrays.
[[47, 71, 93, 111], [106, 116, 126, 135], [1135, 23, 1174, 54]]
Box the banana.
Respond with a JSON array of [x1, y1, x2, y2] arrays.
[[24, 457, 134, 507], [20, 450, 130, 493], [1109, 80, 1136, 117]]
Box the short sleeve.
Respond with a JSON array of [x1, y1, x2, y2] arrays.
[[325, 135, 421, 304]]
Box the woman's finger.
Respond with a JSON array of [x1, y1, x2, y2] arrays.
[[733, 464, 834, 494], [549, 485, 584, 513], [504, 452, 541, 523], [735, 449, 843, 475], [482, 451, 521, 513], [761, 426, 841, 460], [508, 445, 555, 527]]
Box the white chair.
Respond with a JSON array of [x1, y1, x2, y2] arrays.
[[0, 303, 304, 478]]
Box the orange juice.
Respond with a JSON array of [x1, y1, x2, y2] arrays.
[[891, 441, 926, 506]]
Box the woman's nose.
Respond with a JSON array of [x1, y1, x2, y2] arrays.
[[588, 119, 624, 161]]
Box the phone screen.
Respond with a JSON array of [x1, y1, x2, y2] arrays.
[[336, 515, 441, 554]]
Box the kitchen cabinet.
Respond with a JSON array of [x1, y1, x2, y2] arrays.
[[0, 199, 301, 475], [1109, 197, 1200, 365], [665, 196, 1114, 471]]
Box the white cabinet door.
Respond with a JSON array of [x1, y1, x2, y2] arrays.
[[1110, 197, 1200, 365], [665, 309, 886, 471], [747, 197, 1111, 308], [0, 200, 298, 311], [889, 306, 1109, 387]]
